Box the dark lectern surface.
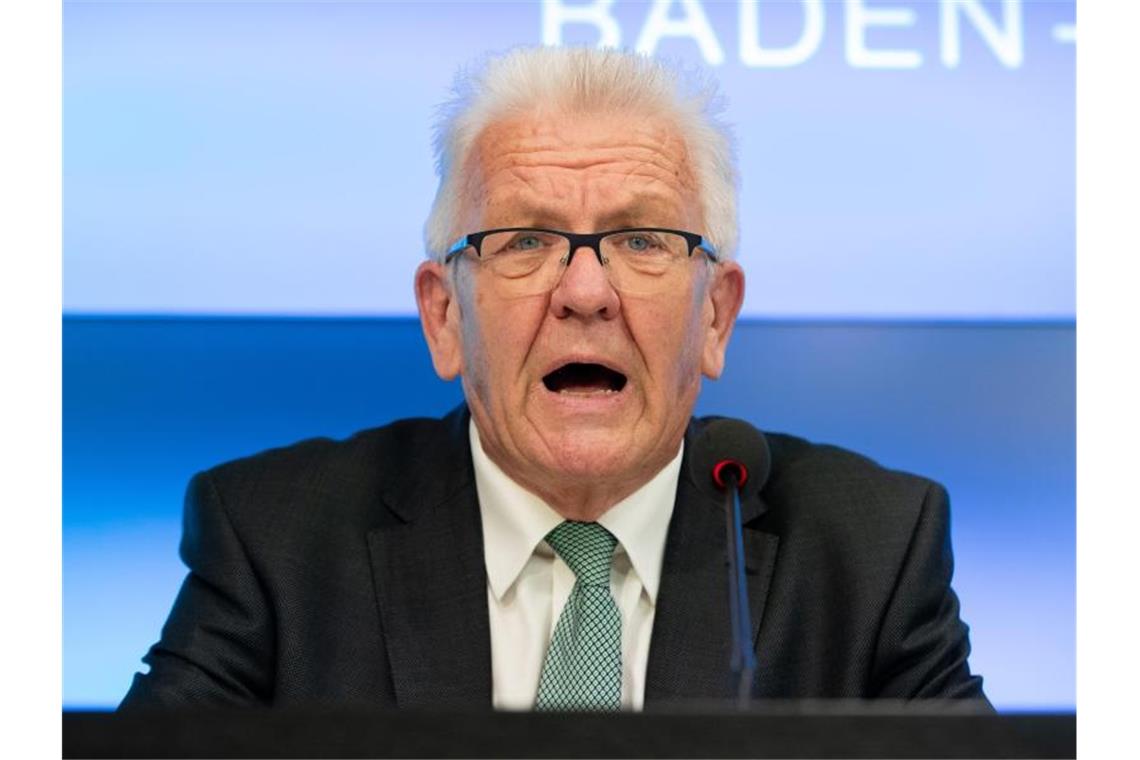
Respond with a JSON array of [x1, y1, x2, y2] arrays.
[[64, 704, 1075, 759]]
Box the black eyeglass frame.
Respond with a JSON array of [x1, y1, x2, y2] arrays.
[[443, 227, 720, 266]]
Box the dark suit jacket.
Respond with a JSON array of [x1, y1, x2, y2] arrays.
[[121, 405, 987, 709]]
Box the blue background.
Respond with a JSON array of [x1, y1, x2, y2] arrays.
[[63, 1, 1074, 710], [64, 317, 1074, 710]]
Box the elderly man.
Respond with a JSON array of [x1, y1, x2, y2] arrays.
[[121, 47, 986, 711]]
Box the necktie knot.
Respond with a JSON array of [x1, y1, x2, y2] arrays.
[[545, 521, 617, 587]]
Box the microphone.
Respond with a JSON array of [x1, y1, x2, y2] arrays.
[[689, 419, 770, 708]]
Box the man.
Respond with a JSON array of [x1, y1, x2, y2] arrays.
[[121, 46, 986, 711]]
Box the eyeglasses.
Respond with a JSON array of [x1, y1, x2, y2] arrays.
[[444, 227, 719, 296]]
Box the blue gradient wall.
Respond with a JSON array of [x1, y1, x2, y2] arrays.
[[64, 317, 1073, 709]]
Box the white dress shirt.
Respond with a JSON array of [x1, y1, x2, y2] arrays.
[[470, 421, 681, 711]]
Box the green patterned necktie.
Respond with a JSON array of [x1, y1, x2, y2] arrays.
[[534, 521, 622, 711]]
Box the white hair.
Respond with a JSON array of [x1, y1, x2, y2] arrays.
[[423, 46, 739, 262]]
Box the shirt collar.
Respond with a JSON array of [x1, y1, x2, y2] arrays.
[[471, 421, 563, 601], [595, 444, 680, 604], [470, 419, 681, 604]]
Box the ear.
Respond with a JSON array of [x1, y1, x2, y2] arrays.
[[415, 260, 463, 380], [700, 261, 745, 380]]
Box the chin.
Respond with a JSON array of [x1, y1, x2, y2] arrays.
[[533, 429, 644, 481]]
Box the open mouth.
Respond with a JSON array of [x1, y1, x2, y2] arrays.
[[542, 362, 628, 395]]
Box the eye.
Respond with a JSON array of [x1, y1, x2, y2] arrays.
[[620, 232, 664, 253], [507, 234, 544, 251]]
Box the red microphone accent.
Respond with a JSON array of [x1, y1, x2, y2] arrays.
[[712, 459, 749, 490]]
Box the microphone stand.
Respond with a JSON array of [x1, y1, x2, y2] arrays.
[[722, 470, 755, 709]]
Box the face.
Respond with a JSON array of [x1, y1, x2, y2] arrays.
[[416, 107, 744, 511]]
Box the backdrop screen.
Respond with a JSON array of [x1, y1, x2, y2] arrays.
[[63, 1, 1074, 711], [65, 0, 1074, 319]]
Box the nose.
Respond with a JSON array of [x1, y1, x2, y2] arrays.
[[548, 243, 621, 320]]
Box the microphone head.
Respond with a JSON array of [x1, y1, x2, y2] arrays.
[[689, 418, 771, 501], [712, 459, 749, 490]]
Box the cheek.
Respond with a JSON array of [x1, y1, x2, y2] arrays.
[[460, 282, 546, 393], [630, 293, 705, 387], [673, 290, 711, 383], [455, 279, 498, 397], [676, 312, 707, 378]]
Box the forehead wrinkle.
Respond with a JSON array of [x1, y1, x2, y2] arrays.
[[495, 162, 684, 200], [484, 183, 686, 231], [483, 144, 693, 190], [479, 108, 684, 150], [477, 110, 696, 180], [489, 137, 681, 164], [481, 162, 693, 229]]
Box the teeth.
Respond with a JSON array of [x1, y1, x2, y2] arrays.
[[558, 388, 619, 396]]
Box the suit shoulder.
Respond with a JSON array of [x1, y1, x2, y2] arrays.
[[196, 413, 467, 525], [207, 416, 447, 481], [760, 431, 941, 524]]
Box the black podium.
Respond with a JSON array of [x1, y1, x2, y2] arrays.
[[64, 703, 1075, 758]]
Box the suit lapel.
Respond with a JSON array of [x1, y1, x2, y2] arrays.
[[645, 421, 780, 706], [366, 406, 492, 708]]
